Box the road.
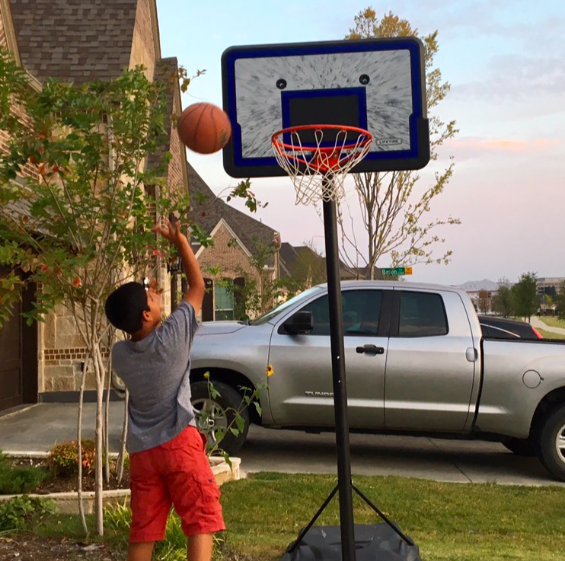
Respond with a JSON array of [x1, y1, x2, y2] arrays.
[[1, 404, 563, 486], [239, 425, 563, 487]]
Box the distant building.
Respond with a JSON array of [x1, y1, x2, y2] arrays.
[[537, 277, 565, 297], [537, 277, 564, 315], [457, 279, 499, 313]]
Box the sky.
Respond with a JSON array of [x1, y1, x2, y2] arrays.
[[155, 0, 564, 286]]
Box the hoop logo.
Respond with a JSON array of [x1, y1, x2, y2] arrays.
[[375, 139, 402, 146]]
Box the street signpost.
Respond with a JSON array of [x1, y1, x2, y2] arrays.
[[381, 267, 413, 277]]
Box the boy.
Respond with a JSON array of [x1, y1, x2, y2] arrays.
[[104, 218, 224, 561]]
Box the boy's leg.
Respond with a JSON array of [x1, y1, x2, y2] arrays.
[[128, 541, 155, 561], [129, 449, 172, 551], [187, 533, 214, 561], [164, 428, 225, 557]]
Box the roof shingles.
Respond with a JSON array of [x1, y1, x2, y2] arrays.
[[9, 0, 137, 83], [186, 162, 278, 266]]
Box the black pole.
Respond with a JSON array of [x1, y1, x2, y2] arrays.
[[322, 175, 356, 561]]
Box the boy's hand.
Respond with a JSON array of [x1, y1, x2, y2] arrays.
[[152, 218, 187, 248]]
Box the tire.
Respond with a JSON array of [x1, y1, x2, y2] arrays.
[[191, 381, 249, 457], [537, 404, 565, 481], [503, 437, 537, 457]]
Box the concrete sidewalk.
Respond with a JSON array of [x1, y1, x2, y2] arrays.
[[0, 402, 126, 453], [531, 316, 565, 336]]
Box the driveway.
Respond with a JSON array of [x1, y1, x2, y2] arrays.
[[241, 425, 561, 486], [0, 403, 562, 487]]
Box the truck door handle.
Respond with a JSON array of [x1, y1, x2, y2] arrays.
[[356, 344, 384, 356]]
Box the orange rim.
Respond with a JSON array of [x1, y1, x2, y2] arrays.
[[272, 124, 372, 173], [272, 124, 372, 153]]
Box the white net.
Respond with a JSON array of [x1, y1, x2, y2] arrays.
[[272, 126, 372, 206]]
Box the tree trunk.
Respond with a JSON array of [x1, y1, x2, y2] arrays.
[[94, 346, 105, 536], [103, 356, 111, 485], [77, 360, 89, 537]]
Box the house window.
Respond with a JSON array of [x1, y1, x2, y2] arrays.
[[214, 281, 234, 321]]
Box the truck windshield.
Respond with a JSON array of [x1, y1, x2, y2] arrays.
[[250, 286, 323, 325]]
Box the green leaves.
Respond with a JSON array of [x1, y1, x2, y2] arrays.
[[512, 272, 539, 321], [556, 281, 565, 321], [0, 48, 189, 329]]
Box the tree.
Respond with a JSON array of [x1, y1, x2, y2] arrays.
[[492, 278, 515, 317], [512, 272, 539, 322], [555, 281, 565, 321], [0, 50, 187, 534], [0, 49, 259, 535], [337, 9, 459, 278], [477, 289, 490, 314]]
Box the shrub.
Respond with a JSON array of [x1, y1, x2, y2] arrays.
[[47, 439, 96, 477], [0, 495, 57, 532], [0, 450, 50, 494], [0, 463, 50, 495]]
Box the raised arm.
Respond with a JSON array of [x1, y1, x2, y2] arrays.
[[152, 218, 205, 315]]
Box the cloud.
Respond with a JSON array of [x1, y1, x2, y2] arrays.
[[440, 136, 559, 160], [461, 60, 563, 101]]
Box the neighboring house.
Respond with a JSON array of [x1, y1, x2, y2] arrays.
[[0, 0, 189, 410], [279, 242, 357, 289], [186, 162, 281, 321]]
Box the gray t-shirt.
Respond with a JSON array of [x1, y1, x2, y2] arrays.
[[111, 301, 199, 454]]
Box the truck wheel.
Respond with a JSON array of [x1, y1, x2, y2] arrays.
[[191, 381, 249, 457], [503, 437, 537, 457], [537, 404, 565, 482]]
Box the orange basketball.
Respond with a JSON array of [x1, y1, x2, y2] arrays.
[[177, 102, 232, 154]]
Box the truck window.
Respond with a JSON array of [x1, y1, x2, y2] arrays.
[[300, 290, 383, 336], [398, 292, 448, 337]]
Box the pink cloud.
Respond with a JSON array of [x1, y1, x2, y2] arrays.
[[439, 137, 559, 160]]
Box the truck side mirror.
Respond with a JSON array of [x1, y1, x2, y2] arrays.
[[283, 311, 314, 334]]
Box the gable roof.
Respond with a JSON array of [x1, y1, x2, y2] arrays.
[[9, 0, 137, 83], [186, 161, 278, 266], [280, 242, 356, 281]]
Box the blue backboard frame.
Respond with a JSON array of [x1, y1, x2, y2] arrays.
[[221, 38, 429, 178]]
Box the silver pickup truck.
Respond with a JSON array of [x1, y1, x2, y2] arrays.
[[189, 281, 565, 481]]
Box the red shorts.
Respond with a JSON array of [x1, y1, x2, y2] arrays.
[[129, 425, 225, 543]]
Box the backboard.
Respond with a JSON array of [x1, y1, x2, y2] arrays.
[[222, 37, 429, 178]]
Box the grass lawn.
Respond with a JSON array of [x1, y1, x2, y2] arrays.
[[28, 473, 565, 561], [536, 328, 565, 340], [537, 317, 565, 330]]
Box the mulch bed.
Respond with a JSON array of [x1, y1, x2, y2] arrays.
[[0, 535, 117, 560], [10, 459, 130, 494]]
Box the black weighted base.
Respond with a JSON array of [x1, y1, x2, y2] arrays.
[[281, 524, 421, 561]]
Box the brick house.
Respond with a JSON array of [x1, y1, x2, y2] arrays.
[[186, 163, 282, 321], [0, 0, 189, 410]]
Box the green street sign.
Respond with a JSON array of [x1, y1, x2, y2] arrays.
[[381, 267, 413, 277]]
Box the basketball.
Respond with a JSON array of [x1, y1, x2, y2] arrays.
[[177, 102, 232, 154]]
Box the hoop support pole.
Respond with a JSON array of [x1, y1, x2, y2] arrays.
[[321, 173, 356, 561]]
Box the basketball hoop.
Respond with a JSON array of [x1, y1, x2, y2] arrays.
[[271, 125, 373, 205]]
